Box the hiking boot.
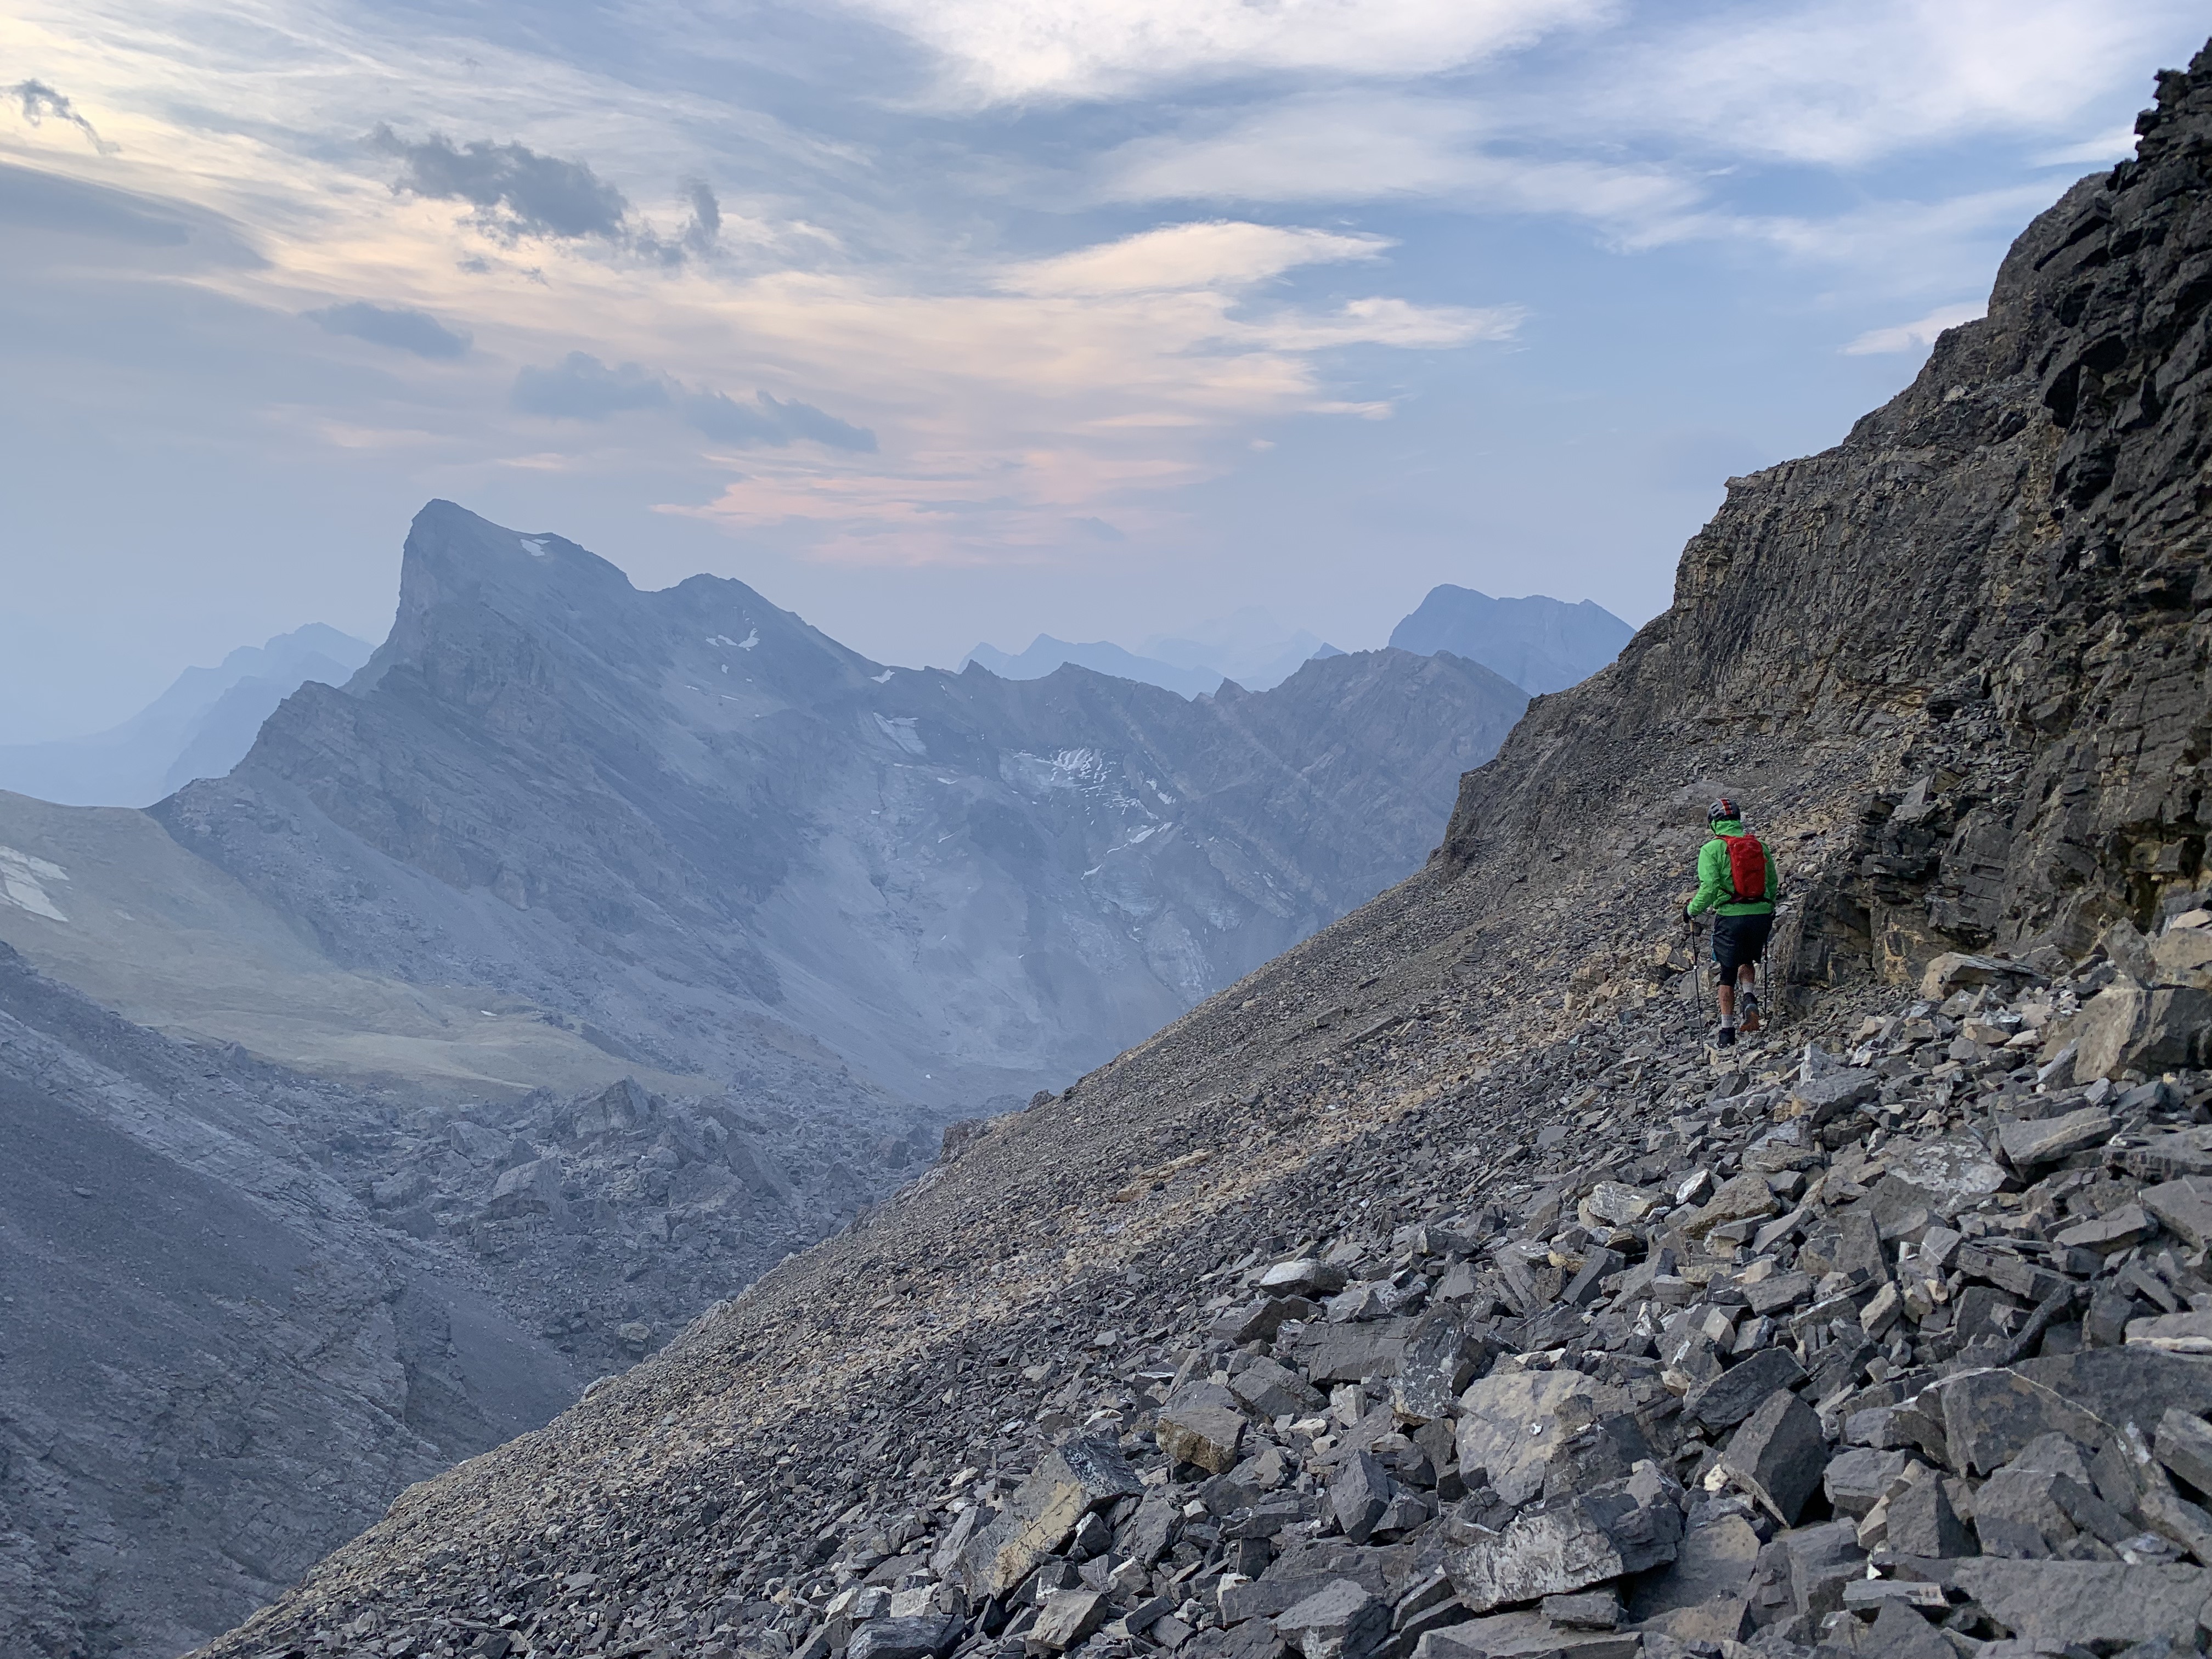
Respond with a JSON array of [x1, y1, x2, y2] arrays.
[[1740, 992, 1762, 1034], [1712, 1023, 1737, 1049]]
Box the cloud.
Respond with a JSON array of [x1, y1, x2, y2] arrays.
[[681, 389, 878, 452], [7, 78, 118, 156], [1000, 222, 1391, 296], [1842, 301, 1986, 355], [682, 180, 721, 255], [1099, 98, 1703, 242], [1568, 0, 2202, 169], [306, 300, 471, 359], [513, 353, 876, 450], [369, 125, 630, 241], [0, 161, 186, 246], [838, 0, 1611, 101], [511, 352, 670, 417]]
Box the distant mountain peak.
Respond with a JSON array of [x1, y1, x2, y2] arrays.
[[1388, 584, 1633, 695]]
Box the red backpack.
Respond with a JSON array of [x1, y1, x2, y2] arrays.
[[1719, 831, 1767, 903]]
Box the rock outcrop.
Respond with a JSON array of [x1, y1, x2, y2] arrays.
[[182, 38, 2212, 1659]]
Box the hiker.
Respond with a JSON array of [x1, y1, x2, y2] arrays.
[[1683, 798, 1778, 1047]]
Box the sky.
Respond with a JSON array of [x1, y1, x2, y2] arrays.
[[2, 1, 2206, 741]]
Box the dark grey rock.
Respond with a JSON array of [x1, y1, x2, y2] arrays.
[[1234, 1358, 1328, 1422], [1274, 1579, 1389, 1659], [1884, 1474, 1973, 1560], [1447, 1465, 1681, 1614], [849, 1616, 962, 1659], [1683, 1347, 1805, 1430], [1720, 1389, 1827, 1524], [1329, 1452, 1394, 1545], [1915, 1559, 2212, 1647], [1823, 1447, 1911, 1519]]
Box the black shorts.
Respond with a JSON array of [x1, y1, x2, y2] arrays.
[[1712, 912, 1773, 980]]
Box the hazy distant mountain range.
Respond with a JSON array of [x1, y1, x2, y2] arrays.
[[972, 589, 1630, 703], [964, 610, 1345, 697], [0, 623, 373, 808], [0, 502, 1539, 1113]]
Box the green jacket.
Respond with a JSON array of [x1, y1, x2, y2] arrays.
[[1688, 820, 1778, 917]]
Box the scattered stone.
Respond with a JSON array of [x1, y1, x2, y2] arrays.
[[1274, 1579, 1388, 1659], [1155, 1383, 1246, 1475], [1328, 1452, 1393, 1545], [1683, 1347, 1805, 1430], [1720, 1389, 1827, 1524], [1446, 1464, 1681, 1614]]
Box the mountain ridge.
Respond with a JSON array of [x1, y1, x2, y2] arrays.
[[144, 502, 1530, 1105]]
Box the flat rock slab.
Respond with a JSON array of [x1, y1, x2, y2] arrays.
[[957, 1437, 1142, 1596], [1904, 1559, 2212, 1646], [1415, 1613, 1637, 1659], [1932, 1368, 2108, 1477], [2129, 1310, 2212, 1352], [1293, 1319, 1413, 1385], [1455, 1368, 1626, 1508], [1679, 1172, 1780, 1238], [1995, 1108, 2113, 1169], [2141, 1176, 2212, 1250], [1446, 1468, 1681, 1615], [1880, 1139, 2008, 1214]]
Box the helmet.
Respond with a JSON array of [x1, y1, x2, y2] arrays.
[[1708, 798, 1739, 825]]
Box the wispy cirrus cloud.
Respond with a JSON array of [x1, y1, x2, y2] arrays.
[[834, 0, 1613, 103]]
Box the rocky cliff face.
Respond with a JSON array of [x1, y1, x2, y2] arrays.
[[187, 43, 2212, 1659], [152, 504, 1526, 1109]]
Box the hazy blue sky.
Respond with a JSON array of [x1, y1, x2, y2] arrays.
[[3, 1, 2205, 740]]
